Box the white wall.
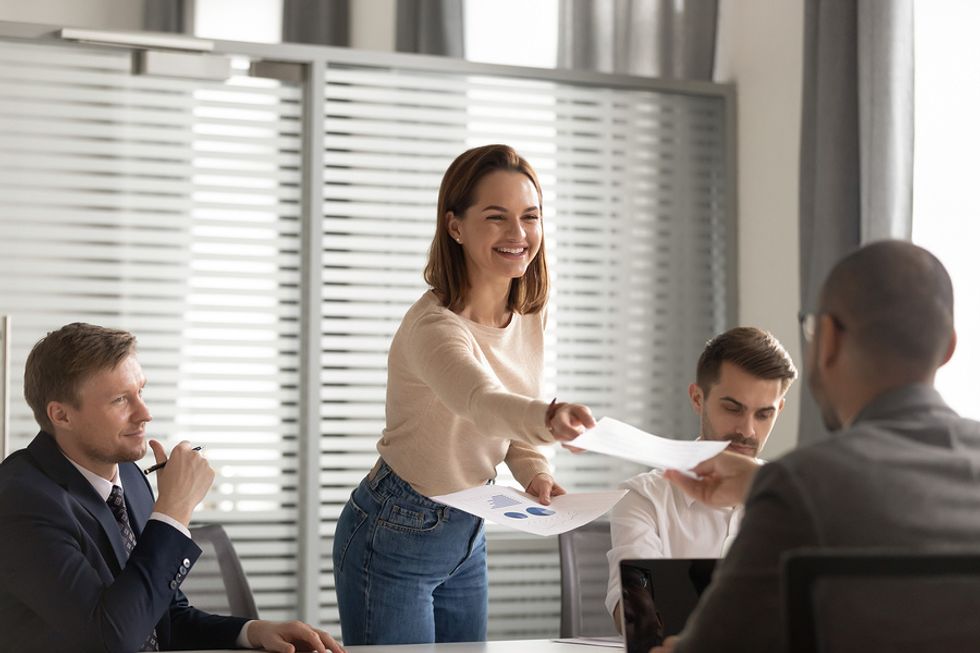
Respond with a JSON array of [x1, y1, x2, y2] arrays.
[[350, 0, 396, 51], [0, 0, 142, 30], [715, 0, 805, 458]]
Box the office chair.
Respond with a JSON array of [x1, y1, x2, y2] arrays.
[[558, 520, 619, 638], [184, 524, 260, 620], [783, 547, 980, 653]]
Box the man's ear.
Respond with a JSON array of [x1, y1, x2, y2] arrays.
[[777, 396, 786, 414], [940, 329, 957, 367], [817, 313, 842, 371], [47, 401, 72, 432], [688, 383, 704, 413]]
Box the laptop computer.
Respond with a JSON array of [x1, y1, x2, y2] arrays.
[[620, 558, 718, 653]]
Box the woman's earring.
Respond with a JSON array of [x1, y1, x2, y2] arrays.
[[455, 238, 462, 244]]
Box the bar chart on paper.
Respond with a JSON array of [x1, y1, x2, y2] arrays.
[[487, 493, 523, 510]]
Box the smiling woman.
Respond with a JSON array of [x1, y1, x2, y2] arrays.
[[331, 144, 597, 646], [446, 170, 543, 323]]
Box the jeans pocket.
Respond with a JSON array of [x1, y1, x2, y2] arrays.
[[378, 498, 443, 534], [334, 494, 369, 572]]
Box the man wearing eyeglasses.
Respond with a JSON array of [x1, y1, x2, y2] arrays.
[[605, 327, 797, 631], [652, 240, 980, 652]]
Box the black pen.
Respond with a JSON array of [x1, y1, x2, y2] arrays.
[[144, 446, 203, 475]]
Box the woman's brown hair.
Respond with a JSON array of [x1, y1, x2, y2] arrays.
[[424, 144, 550, 314]]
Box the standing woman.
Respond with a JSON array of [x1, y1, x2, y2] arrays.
[[332, 144, 595, 645]]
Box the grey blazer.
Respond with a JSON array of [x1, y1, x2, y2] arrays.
[[675, 383, 980, 653]]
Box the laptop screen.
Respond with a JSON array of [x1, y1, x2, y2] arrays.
[[620, 558, 717, 653]]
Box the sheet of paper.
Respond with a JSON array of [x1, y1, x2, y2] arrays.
[[571, 416, 729, 471], [431, 485, 627, 536]]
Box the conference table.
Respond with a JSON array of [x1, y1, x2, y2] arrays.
[[188, 639, 616, 652], [345, 641, 614, 652]]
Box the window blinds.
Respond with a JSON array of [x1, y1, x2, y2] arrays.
[[316, 63, 730, 638], [0, 39, 304, 621], [0, 30, 731, 639]]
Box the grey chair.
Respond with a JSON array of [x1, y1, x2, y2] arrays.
[[558, 520, 619, 638], [184, 524, 260, 620], [783, 547, 980, 653]]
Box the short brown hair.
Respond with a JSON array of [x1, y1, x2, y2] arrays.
[[696, 327, 797, 395], [424, 144, 550, 314], [24, 323, 136, 432]]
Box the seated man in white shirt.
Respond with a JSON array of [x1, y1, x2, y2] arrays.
[[605, 327, 797, 629]]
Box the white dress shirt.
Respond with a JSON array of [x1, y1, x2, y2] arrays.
[[65, 456, 191, 538], [64, 454, 254, 647], [604, 468, 743, 616]]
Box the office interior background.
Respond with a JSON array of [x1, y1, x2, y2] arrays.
[[0, 0, 976, 641]]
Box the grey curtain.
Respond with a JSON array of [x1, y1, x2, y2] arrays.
[[283, 0, 350, 46], [143, 0, 185, 32], [557, 0, 718, 79], [396, 0, 463, 57], [798, 0, 914, 443]]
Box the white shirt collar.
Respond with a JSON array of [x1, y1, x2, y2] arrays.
[[63, 455, 122, 503]]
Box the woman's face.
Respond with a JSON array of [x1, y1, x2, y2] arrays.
[[447, 170, 542, 289]]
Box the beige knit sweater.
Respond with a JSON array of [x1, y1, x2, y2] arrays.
[[376, 290, 556, 497]]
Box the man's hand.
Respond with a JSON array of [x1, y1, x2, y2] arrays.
[[247, 619, 345, 653], [548, 402, 596, 442], [650, 634, 680, 652], [525, 473, 566, 506], [663, 451, 762, 508], [612, 601, 624, 635], [149, 440, 214, 526]]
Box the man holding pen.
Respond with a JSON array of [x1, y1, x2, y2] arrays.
[[0, 322, 344, 652]]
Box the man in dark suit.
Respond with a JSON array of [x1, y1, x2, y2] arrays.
[[0, 323, 344, 653]]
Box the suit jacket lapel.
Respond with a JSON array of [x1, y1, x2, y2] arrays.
[[120, 461, 154, 537], [26, 432, 130, 570]]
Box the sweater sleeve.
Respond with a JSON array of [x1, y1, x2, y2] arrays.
[[503, 440, 552, 488], [404, 310, 555, 446]]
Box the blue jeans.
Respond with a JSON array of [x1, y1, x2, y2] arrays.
[[332, 461, 488, 645]]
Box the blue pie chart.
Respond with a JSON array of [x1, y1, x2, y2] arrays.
[[526, 507, 555, 516], [504, 512, 528, 519]]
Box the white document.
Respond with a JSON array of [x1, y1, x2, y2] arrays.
[[431, 485, 627, 536], [571, 416, 729, 472]]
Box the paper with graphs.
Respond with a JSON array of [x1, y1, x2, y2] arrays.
[[432, 485, 627, 536], [570, 416, 729, 472]]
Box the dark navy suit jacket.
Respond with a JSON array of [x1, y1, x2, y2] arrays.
[[0, 432, 247, 652]]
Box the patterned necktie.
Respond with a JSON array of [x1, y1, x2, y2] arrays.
[[107, 485, 160, 652]]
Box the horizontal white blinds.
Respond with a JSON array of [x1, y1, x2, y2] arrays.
[[0, 32, 731, 639], [317, 64, 730, 639], [0, 40, 304, 621]]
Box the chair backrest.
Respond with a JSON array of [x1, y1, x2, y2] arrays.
[[558, 520, 618, 638], [184, 524, 259, 620], [783, 547, 980, 653]]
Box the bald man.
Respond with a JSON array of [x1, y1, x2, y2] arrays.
[[654, 241, 980, 652]]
